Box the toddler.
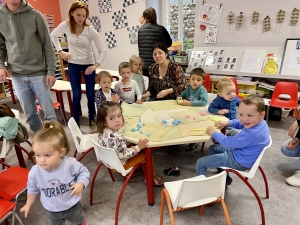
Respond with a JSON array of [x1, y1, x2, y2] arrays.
[[114, 62, 142, 104], [129, 55, 146, 95], [95, 101, 164, 185], [20, 121, 90, 225]]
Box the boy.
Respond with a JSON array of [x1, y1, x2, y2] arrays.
[[196, 95, 270, 185], [177, 67, 208, 106], [114, 62, 142, 104]]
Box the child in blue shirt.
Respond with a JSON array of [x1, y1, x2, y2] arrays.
[[196, 95, 270, 185]]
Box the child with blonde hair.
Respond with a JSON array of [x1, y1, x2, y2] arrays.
[[95, 70, 122, 108], [129, 55, 146, 95], [20, 121, 90, 225]]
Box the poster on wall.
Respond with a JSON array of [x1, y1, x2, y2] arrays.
[[105, 31, 117, 48], [123, 0, 137, 7], [112, 9, 128, 30], [98, 0, 112, 13], [204, 25, 218, 44], [88, 16, 101, 32], [186, 51, 207, 73], [198, 4, 223, 26], [81, 0, 88, 7], [280, 38, 300, 75], [127, 25, 140, 44]]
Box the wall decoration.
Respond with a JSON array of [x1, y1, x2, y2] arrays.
[[237, 12, 244, 27], [81, 0, 88, 7], [105, 31, 117, 48], [280, 38, 300, 75], [112, 9, 128, 29], [98, 0, 112, 13], [252, 11, 259, 24], [204, 50, 220, 70], [262, 53, 280, 74], [127, 25, 140, 44], [186, 51, 207, 73], [205, 25, 218, 44], [198, 4, 223, 26], [290, 8, 299, 24], [122, 0, 137, 7], [88, 16, 101, 32], [222, 57, 238, 71], [263, 16, 271, 32]]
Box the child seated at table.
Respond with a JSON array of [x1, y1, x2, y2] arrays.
[[114, 62, 143, 104], [129, 55, 146, 95], [95, 101, 164, 185], [95, 70, 122, 109], [196, 95, 270, 186], [177, 67, 208, 106]]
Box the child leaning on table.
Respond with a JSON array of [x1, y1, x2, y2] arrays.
[[20, 121, 90, 225], [95, 70, 122, 108], [95, 101, 164, 186], [177, 67, 208, 106], [196, 95, 270, 186], [129, 55, 146, 95]]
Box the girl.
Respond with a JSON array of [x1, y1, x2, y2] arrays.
[[95, 101, 164, 185], [20, 121, 90, 225], [129, 55, 146, 95], [95, 70, 122, 108], [51, 1, 107, 126]]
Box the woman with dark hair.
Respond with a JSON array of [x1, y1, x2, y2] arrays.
[[51, 0, 106, 126], [141, 43, 186, 101], [138, 7, 172, 77]]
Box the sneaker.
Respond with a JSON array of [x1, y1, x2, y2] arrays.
[[144, 176, 164, 186], [89, 119, 95, 127], [286, 170, 300, 186], [186, 143, 199, 151], [226, 176, 232, 186]]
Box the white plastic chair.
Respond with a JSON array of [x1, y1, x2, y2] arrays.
[[207, 93, 217, 105], [90, 139, 145, 225], [143, 75, 149, 90], [67, 117, 98, 161], [220, 136, 272, 225], [160, 171, 230, 225]]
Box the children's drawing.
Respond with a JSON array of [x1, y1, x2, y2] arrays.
[[205, 25, 218, 44], [198, 4, 223, 26]]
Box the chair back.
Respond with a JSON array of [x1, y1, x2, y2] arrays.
[[143, 75, 149, 90], [164, 171, 227, 210], [92, 139, 132, 176], [207, 93, 217, 105], [203, 74, 210, 91], [229, 77, 242, 99], [270, 82, 299, 109]]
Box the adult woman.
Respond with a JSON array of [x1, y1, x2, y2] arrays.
[[281, 120, 300, 186], [51, 1, 106, 126], [138, 7, 172, 77], [141, 43, 186, 101]]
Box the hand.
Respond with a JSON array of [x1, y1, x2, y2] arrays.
[[214, 120, 229, 129], [0, 68, 10, 82], [111, 94, 120, 102], [157, 90, 169, 99], [286, 138, 300, 150], [178, 100, 190, 106], [85, 65, 97, 75], [288, 121, 299, 138], [136, 99, 143, 104], [177, 96, 182, 101], [46, 75, 56, 87], [58, 51, 71, 62], [206, 126, 216, 136], [20, 205, 30, 218], [70, 182, 85, 195], [137, 138, 149, 149], [217, 109, 229, 115], [141, 92, 149, 101]]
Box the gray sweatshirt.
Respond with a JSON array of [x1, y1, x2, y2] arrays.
[[0, 0, 56, 76], [27, 157, 90, 212]]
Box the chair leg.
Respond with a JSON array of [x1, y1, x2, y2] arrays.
[[13, 212, 25, 225], [200, 142, 205, 152], [266, 105, 270, 122], [90, 162, 103, 206], [258, 166, 269, 199], [107, 168, 115, 182], [220, 198, 231, 225], [77, 147, 94, 162], [163, 189, 176, 225], [59, 105, 67, 126], [199, 205, 204, 215], [159, 189, 165, 225], [14, 144, 35, 165], [74, 150, 78, 158]]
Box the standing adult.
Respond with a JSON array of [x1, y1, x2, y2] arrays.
[[51, 0, 106, 126], [0, 0, 57, 133], [138, 7, 172, 77]]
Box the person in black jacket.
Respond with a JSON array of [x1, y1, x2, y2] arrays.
[[138, 7, 172, 77]]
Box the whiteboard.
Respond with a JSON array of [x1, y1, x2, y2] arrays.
[[280, 38, 300, 76]]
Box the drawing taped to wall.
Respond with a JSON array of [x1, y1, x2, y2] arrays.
[[88, 16, 101, 32], [112, 9, 128, 29], [186, 51, 207, 73], [127, 25, 140, 44], [98, 0, 112, 13], [105, 31, 117, 48], [123, 0, 137, 7], [205, 25, 218, 44], [222, 57, 238, 71], [198, 4, 223, 26]]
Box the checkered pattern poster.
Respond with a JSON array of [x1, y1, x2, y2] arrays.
[[89, 16, 101, 32], [105, 31, 117, 48], [127, 25, 140, 44], [112, 9, 128, 30], [123, 0, 137, 7], [81, 0, 88, 7], [98, 0, 112, 13]]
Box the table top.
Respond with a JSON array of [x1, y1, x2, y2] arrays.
[[51, 80, 117, 91]]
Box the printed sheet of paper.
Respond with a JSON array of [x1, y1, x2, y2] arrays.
[[205, 25, 218, 44], [179, 121, 220, 137], [121, 103, 148, 117], [105, 31, 117, 48], [98, 0, 112, 13], [158, 126, 183, 142]]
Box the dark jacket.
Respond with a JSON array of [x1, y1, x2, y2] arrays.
[[138, 23, 172, 70]]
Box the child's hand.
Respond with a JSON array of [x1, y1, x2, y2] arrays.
[[286, 138, 300, 150], [137, 138, 149, 149], [206, 126, 216, 136], [214, 120, 229, 128], [136, 99, 143, 104], [20, 205, 30, 218], [70, 182, 85, 196], [217, 109, 229, 115], [112, 94, 120, 102], [179, 100, 190, 106], [288, 121, 299, 138]]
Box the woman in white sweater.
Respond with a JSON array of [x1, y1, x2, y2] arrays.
[[51, 0, 106, 126]]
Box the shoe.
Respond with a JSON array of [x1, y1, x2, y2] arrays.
[[286, 170, 300, 186], [226, 176, 232, 186], [163, 166, 180, 177], [144, 176, 164, 186], [186, 143, 199, 151], [89, 119, 95, 127]]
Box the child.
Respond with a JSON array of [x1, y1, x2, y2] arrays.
[[114, 62, 143, 104], [95, 70, 122, 108], [196, 95, 270, 185], [95, 101, 164, 185], [177, 67, 208, 106], [129, 55, 146, 95], [20, 121, 90, 225]]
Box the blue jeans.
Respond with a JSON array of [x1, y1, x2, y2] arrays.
[[196, 144, 248, 176], [11, 75, 57, 132], [68, 63, 95, 123], [281, 139, 300, 164]]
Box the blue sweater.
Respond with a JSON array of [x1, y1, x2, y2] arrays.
[[179, 85, 208, 106], [208, 95, 240, 119], [212, 119, 270, 168]]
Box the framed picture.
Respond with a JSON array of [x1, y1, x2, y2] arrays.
[[280, 38, 300, 75]]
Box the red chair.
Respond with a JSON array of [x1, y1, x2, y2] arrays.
[[203, 74, 211, 92], [0, 199, 25, 225], [266, 81, 299, 122], [36, 102, 67, 126], [229, 77, 243, 100]]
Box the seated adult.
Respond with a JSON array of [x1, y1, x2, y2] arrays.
[[141, 43, 187, 101], [281, 120, 300, 187]]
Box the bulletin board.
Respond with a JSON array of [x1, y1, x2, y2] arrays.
[[280, 38, 300, 75]]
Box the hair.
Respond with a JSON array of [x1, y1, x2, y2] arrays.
[[152, 42, 169, 60], [129, 55, 143, 73], [94, 101, 124, 133], [68, 0, 90, 35], [240, 95, 265, 113], [96, 70, 113, 83], [217, 78, 235, 92], [190, 67, 205, 79], [143, 7, 157, 24], [32, 121, 70, 155], [118, 62, 131, 73]]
